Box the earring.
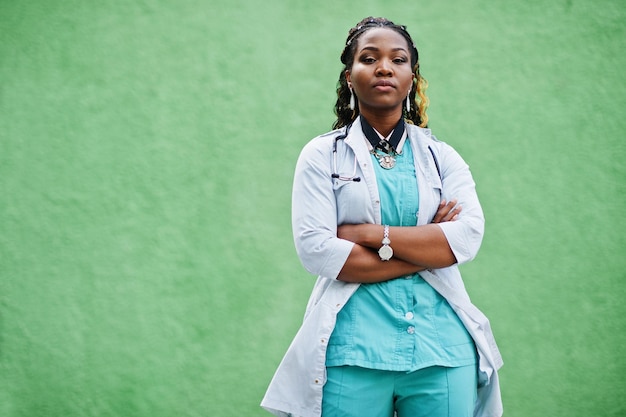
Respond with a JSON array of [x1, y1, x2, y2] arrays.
[[406, 90, 412, 113], [349, 87, 355, 110]]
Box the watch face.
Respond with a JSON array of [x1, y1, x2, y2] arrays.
[[378, 245, 393, 261]]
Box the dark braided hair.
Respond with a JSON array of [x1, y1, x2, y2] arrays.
[[333, 17, 429, 129]]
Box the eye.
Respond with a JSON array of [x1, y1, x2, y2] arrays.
[[393, 57, 408, 64], [360, 56, 376, 64]]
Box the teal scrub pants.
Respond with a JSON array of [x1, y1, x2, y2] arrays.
[[322, 365, 477, 417]]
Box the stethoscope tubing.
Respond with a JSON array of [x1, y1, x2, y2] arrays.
[[331, 123, 442, 183], [331, 124, 361, 182]]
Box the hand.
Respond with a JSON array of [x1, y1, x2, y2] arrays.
[[432, 199, 461, 223]]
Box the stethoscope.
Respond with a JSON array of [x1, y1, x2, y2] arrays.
[[331, 123, 443, 183], [331, 124, 361, 182]]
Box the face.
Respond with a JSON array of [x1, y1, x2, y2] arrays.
[[346, 28, 415, 117]]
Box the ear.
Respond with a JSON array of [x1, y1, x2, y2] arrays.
[[345, 70, 352, 87]]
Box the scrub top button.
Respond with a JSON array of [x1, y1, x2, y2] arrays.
[[405, 312, 414, 320], [407, 326, 415, 334]]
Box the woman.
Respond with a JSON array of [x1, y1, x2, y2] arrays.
[[262, 17, 503, 417]]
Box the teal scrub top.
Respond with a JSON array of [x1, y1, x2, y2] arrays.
[[326, 140, 477, 371]]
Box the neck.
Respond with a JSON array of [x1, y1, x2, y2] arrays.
[[358, 108, 403, 137]]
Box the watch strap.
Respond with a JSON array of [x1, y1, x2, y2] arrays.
[[378, 225, 393, 261]]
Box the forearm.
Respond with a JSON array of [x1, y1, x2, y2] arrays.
[[337, 243, 424, 283], [339, 223, 457, 269]]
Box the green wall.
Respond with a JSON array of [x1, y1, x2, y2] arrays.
[[1, 0, 624, 416]]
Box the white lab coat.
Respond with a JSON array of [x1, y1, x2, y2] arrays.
[[261, 117, 503, 417]]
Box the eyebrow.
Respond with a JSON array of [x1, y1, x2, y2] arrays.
[[359, 46, 409, 53]]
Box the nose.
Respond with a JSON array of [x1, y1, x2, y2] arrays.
[[375, 59, 393, 76]]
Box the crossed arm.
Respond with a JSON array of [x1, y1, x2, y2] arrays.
[[336, 199, 461, 283]]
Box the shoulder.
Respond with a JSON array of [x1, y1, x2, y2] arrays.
[[407, 125, 470, 176], [406, 124, 455, 154], [295, 128, 343, 172], [300, 128, 342, 156], [313, 128, 342, 142]]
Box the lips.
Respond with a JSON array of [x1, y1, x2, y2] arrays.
[[373, 80, 395, 89], [374, 80, 396, 93]]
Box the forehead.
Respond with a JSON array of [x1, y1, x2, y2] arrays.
[[355, 27, 410, 52]]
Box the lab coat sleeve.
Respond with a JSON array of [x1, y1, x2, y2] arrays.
[[292, 137, 355, 280], [434, 142, 485, 265]]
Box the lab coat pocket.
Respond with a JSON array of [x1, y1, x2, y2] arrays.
[[333, 180, 370, 225]]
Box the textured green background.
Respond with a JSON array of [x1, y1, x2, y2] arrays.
[[1, 0, 624, 416]]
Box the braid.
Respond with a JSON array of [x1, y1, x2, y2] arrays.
[[406, 71, 429, 127], [333, 17, 429, 129]]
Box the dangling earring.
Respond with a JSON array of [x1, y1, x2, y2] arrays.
[[406, 89, 412, 113], [349, 87, 355, 110]]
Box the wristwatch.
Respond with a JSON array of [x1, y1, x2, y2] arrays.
[[378, 225, 393, 261]]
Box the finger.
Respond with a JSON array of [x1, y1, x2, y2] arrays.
[[432, 199, 448, 223], [440, 201, 462, 222], [447, 205, 462, 221], [445, 204, 462, 221], [441, 199, 458, 218], [433, 199, 456, 223]]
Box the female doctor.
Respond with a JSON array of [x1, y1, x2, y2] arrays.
[[262, 17, 503, 417]]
